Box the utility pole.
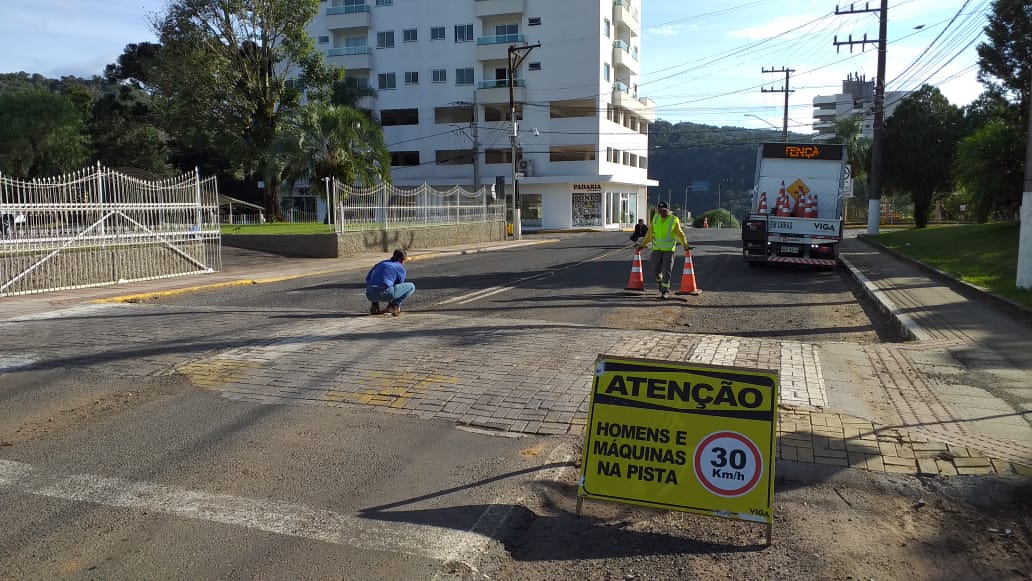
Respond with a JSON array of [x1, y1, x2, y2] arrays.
[[451, 95, 481, 192], [508, 42, 540, 240], [761, 67, 794, 142], [835, 0, 887, 236], [1017, 74, 1032, 290]]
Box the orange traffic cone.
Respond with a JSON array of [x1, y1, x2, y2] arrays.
[[806, 194, 818, 218], [756, 192, 769, 214], [625, 248, 645, 291], [793, 194, 807, 217], [703, 217, 709, 228], [675, 248, 701, 295], [775, 181, 792, 216]]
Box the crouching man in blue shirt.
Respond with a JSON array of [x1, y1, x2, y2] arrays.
[[366, 248, 416, 316]]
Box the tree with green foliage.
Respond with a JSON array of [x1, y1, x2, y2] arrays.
[[0, 89, 90, 178], [271, 102, 391, 198], [150, 0, 341, 221], [977, 0, 1032, 103], [104, 42, 162, 90], [883, 85, 964, 228], [955, 120, 1025, 221], [90, 84, 172, 176], [832, 114, 871, 203]]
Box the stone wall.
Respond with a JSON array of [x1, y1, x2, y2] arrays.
[[222, 221, 507, 258]]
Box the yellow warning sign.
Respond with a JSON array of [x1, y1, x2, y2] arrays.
[[578, 355, 778, 524]]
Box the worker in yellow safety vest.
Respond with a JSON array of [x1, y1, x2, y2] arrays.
[[637, 201, 689, 299]]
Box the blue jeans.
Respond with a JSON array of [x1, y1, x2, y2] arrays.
[[366, 283, 416, 306]]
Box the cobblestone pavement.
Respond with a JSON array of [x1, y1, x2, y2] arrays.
[[8, 300, 1025, 479]]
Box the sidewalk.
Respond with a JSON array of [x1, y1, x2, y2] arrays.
[[4, 235, 1031, 479]]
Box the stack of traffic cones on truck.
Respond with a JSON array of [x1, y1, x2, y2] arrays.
[[805, 194, 819, 218], [756, 192, 769, 214], [774, 181, 792, 217]]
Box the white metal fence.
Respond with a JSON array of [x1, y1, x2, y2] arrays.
[[328, 180, 504, 233], [1, 163, 221, 296]]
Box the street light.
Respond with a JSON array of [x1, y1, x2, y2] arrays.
[[744, 113, 781, 132]]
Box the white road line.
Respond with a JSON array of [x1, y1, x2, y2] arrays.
[[435, 246, 627, 307], [0, 459, 490, 560], [432, 441, 578, 580]]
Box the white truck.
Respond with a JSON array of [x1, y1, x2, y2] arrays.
[[741, 142, 848, 269]]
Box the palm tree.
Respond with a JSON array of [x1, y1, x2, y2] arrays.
[[272, 102, 392, 200]]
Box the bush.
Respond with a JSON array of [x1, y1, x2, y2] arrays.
[[692, 209, 739, 229]]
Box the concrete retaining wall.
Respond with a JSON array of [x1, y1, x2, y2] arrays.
[[223, 222, 507, 258]]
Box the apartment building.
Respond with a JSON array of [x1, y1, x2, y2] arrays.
[[309, 0, 656, 230], [812, 73, 905, 142]]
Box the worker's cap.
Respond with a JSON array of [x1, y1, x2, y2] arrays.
[[657, 201, 669, 209]]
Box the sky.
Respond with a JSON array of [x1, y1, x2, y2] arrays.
[[0, 0, 993, 132]]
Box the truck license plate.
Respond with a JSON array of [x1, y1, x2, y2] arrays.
[[781, 246, 800, 255]]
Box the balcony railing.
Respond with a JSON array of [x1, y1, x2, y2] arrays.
[[478, 79, 526, 89], [476, 33, 526, 45], [328, 46, 371, 56], [613, 40, 629, 52], [327, 4, 370, 15]]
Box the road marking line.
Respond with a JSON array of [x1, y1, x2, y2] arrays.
[[432, 441, 578, 580], [0, 459, 486, 559]]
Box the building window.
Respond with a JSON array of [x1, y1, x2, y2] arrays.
[[495, 24, 519, 36], [403, 28, 417, 42], [485, 148, 519, 164], [434, 106, 473, 124], [455, 24, 474, 43], [455, 67, 474, 85], [528, 62, 541, 71], [435, 149, 475, 165], [603, 18, 611, 38], [377, 72, 396, 90], [430, 26, 446, 40], [550, 145, 596, 162], [528, 17, 542, 26], [484, 104, 522, 122], [375, 0, 393, 5], [606, 147, 613, 162], [391, 151, 420, 166], [431, 68, 447, 83], [603, 62, 610, 82], [550, 98, 596, 118], [317, 36, 329, 44], [404, 71, 419, 85], [377, 31, 395, 48]]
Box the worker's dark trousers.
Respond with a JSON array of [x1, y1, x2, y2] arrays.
[[649, 250, 675, 292]]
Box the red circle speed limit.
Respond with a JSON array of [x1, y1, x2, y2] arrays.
[[694, 431, 763, 497]]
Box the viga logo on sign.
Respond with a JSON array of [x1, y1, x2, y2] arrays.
[[815, 222, 837, 231]]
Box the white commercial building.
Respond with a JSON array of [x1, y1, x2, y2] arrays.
[[812, 73, 905, 142], [308, 0, 657, 231]]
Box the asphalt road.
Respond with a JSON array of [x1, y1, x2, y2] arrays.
[[158, 229, 897, 342], [0, 229, 899, 579]]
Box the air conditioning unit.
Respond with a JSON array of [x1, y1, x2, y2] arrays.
[[518, 159, 533, 177]]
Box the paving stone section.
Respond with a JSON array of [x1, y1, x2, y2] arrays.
[[6, 299, 1029, 480], [92, 306, 1021, 480]]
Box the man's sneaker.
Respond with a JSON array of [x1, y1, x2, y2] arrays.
[[387, 303, 401, 316], [370, 302, 381, 315], [661, 291, 670, 299]]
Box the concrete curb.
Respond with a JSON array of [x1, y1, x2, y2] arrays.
[[839, 253, 930, 342], [856, 235, 1032, 324]]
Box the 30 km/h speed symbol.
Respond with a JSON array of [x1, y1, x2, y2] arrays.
[[694, 431, 763, 498]]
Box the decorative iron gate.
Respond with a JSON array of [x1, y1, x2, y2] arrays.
[[0, 164, 221, 297]]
